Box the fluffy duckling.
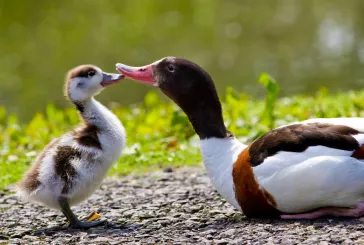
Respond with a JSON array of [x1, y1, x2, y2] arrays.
[[17, 65, 126, 228]]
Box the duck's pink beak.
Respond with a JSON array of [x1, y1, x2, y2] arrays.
[[116, 63, 157, 86]]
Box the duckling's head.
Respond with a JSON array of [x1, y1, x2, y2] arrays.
[[65, 65, 124, 102]]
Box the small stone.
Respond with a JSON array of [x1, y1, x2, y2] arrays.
[[163, 167, 173, 173], [215, 239, 229, 245], [93, 237, 111, 242], [209, 209, 223, 215], [0, 235, 8, 240], [223, 229, 236, 236], [88, 234, 98, 239], [11, 233, 23, 239], [206, 235, 214, 240], [318, 242, 329, 245], [314, 222, 326, 228]]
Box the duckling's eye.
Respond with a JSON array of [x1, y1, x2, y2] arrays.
[[167, 64, 175, 73], [88, 70, 96, 77]]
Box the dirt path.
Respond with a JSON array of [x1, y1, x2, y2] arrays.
[[1, 167, 364, 244]]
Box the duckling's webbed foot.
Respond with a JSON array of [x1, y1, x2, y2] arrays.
[[58, 197, 106, 229], [84, 211, 102, 221], [68, 219, 106, 229]]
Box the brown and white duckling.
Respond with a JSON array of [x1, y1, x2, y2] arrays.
[[17, 65, 126, 228], [116, 58, 364, 219]]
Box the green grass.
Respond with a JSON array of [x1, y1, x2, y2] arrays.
[[2, 75, 364, 189]]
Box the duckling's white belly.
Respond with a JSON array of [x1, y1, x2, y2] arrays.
[[256, 156, 364, 213], [29, 129, 125, 209], [67, 157, 112, 206], [68, 131, 125, 206]]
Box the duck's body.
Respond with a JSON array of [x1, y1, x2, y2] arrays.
[[17, 65, 126, 228], [201, 119, 364, 217], [116, 58, 364, 219]]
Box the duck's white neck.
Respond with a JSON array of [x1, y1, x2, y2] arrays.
[[200, 137, 247, 210]]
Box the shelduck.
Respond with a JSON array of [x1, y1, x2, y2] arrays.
[[17, 65, 126, 228], [116, 57, 364, 219]]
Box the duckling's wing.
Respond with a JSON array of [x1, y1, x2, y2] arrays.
[[16, 138, 60, 198]]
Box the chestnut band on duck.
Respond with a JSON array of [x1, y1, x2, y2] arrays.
[[117, 57, 364, 219]]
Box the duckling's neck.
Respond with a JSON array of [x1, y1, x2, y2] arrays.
[[73, 97, 120, 131]]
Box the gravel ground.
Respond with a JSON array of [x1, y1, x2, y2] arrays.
[[1, 167, 364, 245]]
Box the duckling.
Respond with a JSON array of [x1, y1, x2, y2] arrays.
[[17, 65, 126, 228]]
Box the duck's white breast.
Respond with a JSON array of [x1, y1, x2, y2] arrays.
[[200, 137, 246, 210]]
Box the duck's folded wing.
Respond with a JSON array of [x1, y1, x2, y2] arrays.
[[247, 120, 364, 214], [251, 120, 364, 177], [302, 117, 364, 132]]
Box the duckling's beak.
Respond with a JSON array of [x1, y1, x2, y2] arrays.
[[116, 63, 157, 86], [101, 72, 125, 87]]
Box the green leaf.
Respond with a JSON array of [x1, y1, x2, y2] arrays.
[[258, 73, 280, 129]]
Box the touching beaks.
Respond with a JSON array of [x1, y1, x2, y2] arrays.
[[116, 63, 158, 86], [100, 72, 125, 87]]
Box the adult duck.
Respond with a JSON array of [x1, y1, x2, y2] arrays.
[[17, 65, 126, 228], [116, 57, 364, 219]]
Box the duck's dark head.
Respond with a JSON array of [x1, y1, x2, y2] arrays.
[[116, 57, 232, 139]]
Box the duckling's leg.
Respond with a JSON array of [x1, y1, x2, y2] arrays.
[[281, 202, 364, 219], [58, 197, 106, 229]]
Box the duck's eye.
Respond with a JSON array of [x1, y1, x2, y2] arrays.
[[88, 70, 96, 77], [167, 64, 175, 73]]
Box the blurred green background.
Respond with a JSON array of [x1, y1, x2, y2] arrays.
[[1, 0, 364, 121]]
